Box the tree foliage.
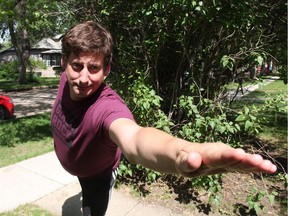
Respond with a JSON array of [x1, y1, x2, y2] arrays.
[[0, 0, 67, 84], [62, 0, 286, 119]]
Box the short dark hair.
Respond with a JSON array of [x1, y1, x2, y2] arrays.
[[62, 21, 113, 67]]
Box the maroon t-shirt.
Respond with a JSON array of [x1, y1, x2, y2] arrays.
[[51, 73, 134, 179]]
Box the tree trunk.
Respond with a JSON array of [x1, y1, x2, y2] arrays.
[[8, 0, 30, 84], [18, 27, 30, 84], [18, 0, 30, 84]]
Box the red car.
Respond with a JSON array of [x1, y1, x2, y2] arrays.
[[0, 95, 15, 120]]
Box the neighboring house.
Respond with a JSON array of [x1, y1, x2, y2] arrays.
[[0, 35, 62, 77]]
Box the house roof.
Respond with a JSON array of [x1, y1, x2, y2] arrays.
[[0, 36, 62, 55], [41, 49, 62, 54], [33, 37, 62, 50]]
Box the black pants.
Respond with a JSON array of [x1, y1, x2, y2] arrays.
[[78, 169, 117, 216]]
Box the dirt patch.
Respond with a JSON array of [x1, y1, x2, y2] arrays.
[[117, 171, 286, 216]]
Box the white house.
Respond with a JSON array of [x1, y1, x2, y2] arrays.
[[0, 35, 62, 77]]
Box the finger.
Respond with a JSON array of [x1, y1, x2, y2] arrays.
[[225, 152, 277, 174], [178, 152, 202, 177], [176, 152, 202, 176], [258, 159, 277, 173], [243, 155, 277, 173], [187, 152, 202, 171]]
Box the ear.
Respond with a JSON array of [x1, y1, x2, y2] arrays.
[[61, 57, 67, 70], [104, 64, 111, 79]]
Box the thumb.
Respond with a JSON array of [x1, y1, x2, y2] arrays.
[[176, 151, 202, 176]]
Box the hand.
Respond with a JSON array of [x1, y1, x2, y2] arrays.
[[175, 142, 277, 178]]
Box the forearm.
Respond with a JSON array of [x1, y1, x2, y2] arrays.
[[109, 119, 195, 174], [129, 127, 194, 174]]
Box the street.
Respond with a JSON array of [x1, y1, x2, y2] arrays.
[[7, 88, 58, 118]]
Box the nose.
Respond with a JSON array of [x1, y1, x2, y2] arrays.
[[79, 67, 89, 85]]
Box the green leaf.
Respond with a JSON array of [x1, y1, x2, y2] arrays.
[[244, 106, 250, 114], [209, 121, 216, 129], [195, 133, 202, 138], [235, 124, 241, 131], [245, 120, 253, 130], [221, 55, 229, 67], [143, 102, 150, 110], [217, 125, 226, 134], [235, 114, 248, 122], [268, 192, 277, 203], [163, 126, 170, 133]]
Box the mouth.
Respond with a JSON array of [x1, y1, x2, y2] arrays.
[[78, 86, 90, 90], [76, 84, 91, 90], [73, 85, 92, 95]]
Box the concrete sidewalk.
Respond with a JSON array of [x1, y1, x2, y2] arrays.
[[0, 152, 181, 216]]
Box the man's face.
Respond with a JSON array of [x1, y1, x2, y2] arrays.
[[63, 51, 109, 101]]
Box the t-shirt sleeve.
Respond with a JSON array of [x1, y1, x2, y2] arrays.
[[103, 97, 135, 129], [93, 94, 135, 138]]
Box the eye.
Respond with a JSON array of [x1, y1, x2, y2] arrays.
[[71, 63, 83, 72], [89, 65, 101, 74]]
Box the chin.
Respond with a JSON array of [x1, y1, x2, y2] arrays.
[[71, 85, 97, 100]]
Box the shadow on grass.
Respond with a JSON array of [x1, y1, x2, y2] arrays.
[[0, 80, 21, 90], [0, 77, 59, 91], [0, 112, 52, 147]]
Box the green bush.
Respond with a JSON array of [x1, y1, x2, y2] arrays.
[[0, 58, 47, 82], [117, 72, 244, 203], [177, 85, 241, 145], [0, 61, 19, 80]]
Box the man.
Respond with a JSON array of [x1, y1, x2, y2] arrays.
[[51, 21, 276, 216]]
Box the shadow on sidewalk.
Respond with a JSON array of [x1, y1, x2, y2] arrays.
[[62, 192, 82, 216]]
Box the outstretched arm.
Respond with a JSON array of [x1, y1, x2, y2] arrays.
[[109, 118, 277, 177]]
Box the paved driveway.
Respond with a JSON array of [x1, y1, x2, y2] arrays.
[[7, 88, 58, 118]]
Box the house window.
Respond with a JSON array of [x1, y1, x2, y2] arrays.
[[42, 54, 61, 67]]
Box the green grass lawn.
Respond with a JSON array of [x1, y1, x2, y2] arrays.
[[231, 80, 287, 111], [245, 79, 287, 98], [0, 77, 59, 91], [0, 139, 53, 168], [0, 204, 55, 216], [0, 113, 54, 167]]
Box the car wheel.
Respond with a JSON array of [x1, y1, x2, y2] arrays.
[[0, 106, 7, 120]]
